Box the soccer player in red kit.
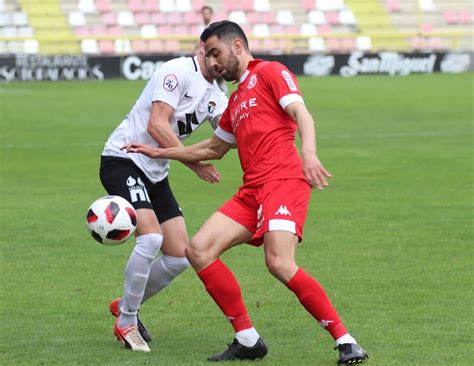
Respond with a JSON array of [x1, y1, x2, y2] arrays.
[[123, 21, 368, 364]]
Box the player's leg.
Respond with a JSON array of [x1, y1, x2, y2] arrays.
[[100, 156, 163, 351], [119, 208, 163, 327], [108, 210, 159, 345], [142, 177, 190, 303], [142, 216, 190, 302], [260, 179, 367, 363], [264, 230, 349, 337], [185, 212, 249, 270], [187, 200, 267, 361], [111, 209, 162, 352], [263, 231, 367, 363]]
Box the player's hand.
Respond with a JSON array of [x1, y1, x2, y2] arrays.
[[303, 154, 332, 190], [191, 163, 221, 184], [121, 143, 161, 158]]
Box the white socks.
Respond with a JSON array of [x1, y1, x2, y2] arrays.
[[142, 255, 190, 302], [119, 233, 163, 328], [236, 327, 260, 347], [336, 333, 357, 346]]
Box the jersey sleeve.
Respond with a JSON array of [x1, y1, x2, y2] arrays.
[[214, 103, 236, 144], [151, 60, 188, 109], [260, 62, 304, 110]]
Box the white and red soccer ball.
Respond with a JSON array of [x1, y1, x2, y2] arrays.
[[86, 195, 137, 245]]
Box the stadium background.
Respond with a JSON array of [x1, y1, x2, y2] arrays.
[[0, 0, 473, 80], [0, 0, 473, 365]]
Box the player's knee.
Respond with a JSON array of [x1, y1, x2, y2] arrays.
[[162, 255, 190, 276], [134, 233, 163, 260], [265, 256, 295, 282], [185, 236, 213, 269]]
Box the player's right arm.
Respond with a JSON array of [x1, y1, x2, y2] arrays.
[[147, 99, 221, 183], [122, 134, 231, 163], [147, 59, 225, 183], [147, 100, 184, 147]]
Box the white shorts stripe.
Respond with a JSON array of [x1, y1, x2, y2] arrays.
[[268, 219, 296, 233]]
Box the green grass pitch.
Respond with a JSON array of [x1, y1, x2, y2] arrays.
[[0, 73, 472, 365]]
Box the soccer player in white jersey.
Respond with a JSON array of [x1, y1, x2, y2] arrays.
[[99, 49, 227, 352], [123, 21, 368, 364]]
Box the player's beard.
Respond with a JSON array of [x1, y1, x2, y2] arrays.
[[220, 50, 240, 82]]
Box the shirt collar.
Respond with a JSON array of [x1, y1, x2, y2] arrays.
[[238, 59, 264, 84], [238, 70, 250, 84]]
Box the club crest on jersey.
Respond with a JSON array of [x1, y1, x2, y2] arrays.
[[208, 101, 216, 114], [163, 74, 178, 91], [281, 70, 297, 92], [247, 75, 257, 89]]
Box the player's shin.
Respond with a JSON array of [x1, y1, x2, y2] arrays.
[[287, 268, 349, 341], [142, 255, 190, 302], [119, 233, 163, 328], [198, 259, 260, 347]]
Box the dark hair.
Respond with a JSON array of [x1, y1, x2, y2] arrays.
[[200, 20, 249, 50], [201, 6, 213, 13]]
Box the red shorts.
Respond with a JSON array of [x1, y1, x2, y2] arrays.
[[218, 179, 312, 246]]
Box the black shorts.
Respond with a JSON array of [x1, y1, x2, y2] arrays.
[[99, 156, 183, 224]]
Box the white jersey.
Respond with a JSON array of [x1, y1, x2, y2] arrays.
[[102, 56, 228, 183]]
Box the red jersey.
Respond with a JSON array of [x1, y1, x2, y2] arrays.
[[216, 59, 306, 187]]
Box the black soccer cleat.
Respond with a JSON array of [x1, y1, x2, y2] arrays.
[[335, 343, 368, 364], [207, 338, 268, 362], [136, 314, 153, 343]]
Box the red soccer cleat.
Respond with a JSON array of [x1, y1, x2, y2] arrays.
[[113, 318, 150, 352], [109, 298, 153, 343]]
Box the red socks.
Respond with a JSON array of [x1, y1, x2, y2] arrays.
[[198, 259, 253, 332], [287, 268, 347, 340], [198, 261, 347, 340]]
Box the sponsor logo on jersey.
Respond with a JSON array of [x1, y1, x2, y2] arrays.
[[275, 205, 292, 216], [247, 74, 258, 89], [177, 111, 199, 136], [281, 70, 297, 92], [208, 101, 216, 115], [230, 98, 258, 132], [126, 176, 151, 203], [163, 74, 178, 91]]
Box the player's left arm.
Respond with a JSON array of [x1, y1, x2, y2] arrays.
[[122, 134, 231, 163], [262, 62, 332, 190], [284, 102, 332, 190]]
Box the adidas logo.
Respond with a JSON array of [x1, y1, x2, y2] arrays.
[[274, 205, 292, 216]]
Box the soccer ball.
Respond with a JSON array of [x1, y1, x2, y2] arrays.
[[86, 195, 137, 245]]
